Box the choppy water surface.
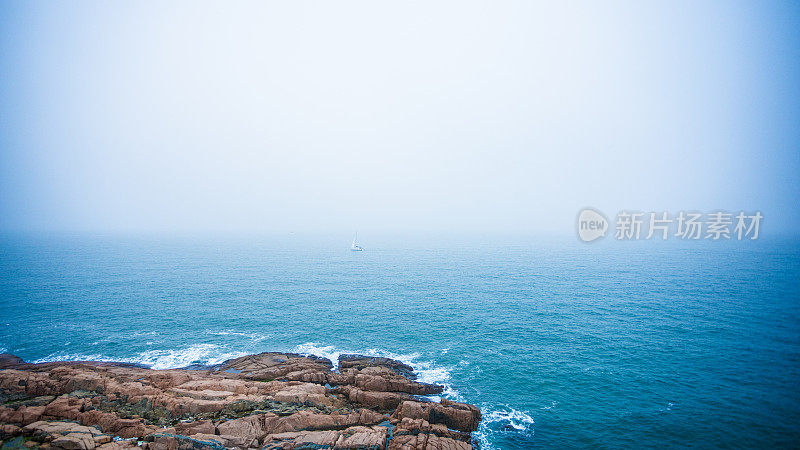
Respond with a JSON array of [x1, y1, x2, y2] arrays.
[[1, 234, 798, 448]]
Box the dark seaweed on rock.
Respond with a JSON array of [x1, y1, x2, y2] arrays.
[[0, 351, 480, 449]]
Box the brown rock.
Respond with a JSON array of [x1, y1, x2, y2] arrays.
[[261, 425, 388, 450], [262, 429, 342, 449], [0, 354, 25, 369], [22, 420, 104, 437], [388, 433, 473, 450], [353, 367, 443, 396], [215, 414, 265, 445], [335, 425, 388, 449], [391, 400, 481, 433], [332, 385, 413, 410], [21, 421, 112, 450], [44, 396, 86, 421], [0, 423, 22, 438], [174, 419, 216, 436], [338, 354, 416, 380], [393, 418, 471, 442], [144, 433, 224, 450], [51, 432, 97, 449], [0, 352, 481, 449], [96, 442, 141, 449], [94, 435, 113, 445], [218, 352, 333, 382], [271, 409, 386, 434], [271, 382, 338, 407]]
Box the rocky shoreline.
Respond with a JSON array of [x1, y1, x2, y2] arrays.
[[0, 352, 481, 449]]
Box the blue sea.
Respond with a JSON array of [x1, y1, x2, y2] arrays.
[[0, 233, 798, 449]]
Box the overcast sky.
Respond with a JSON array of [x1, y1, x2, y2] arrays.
[[1, 1, 798, 235]]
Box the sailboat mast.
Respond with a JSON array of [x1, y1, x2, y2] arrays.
[[350, 232, 363, 251]]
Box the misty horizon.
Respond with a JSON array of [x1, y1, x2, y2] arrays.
[[1, 1, 798, 235]]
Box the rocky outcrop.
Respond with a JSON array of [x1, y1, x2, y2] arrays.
[[390, 400, 482, 433], [23, 421, 114, 449], [261, 425, 388, 449], [331, 385, 414, 410], [338, 355, 416, 380], [218, 353, 333, 385], [0, 352, 480, 449]]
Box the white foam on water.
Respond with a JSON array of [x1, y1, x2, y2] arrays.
[[293, 342, 457, 391], [294, 342, 551, 448], [293, 342, 343, 369], [32, 343, 248, 370], [30, 340, 538, 449], [475, 405, 536, 449], [32, 352, 141, 365], [136, 344, 248, 369], [131, 331, 159, 337], [205, 330, 268, 343], [294, 342, 540, 449], [365, 348, 456, 388]]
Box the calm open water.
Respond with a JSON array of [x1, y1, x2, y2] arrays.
[[0, 233, 798, 449]]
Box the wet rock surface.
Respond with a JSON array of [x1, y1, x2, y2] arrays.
[[0, 352, 480, 449]]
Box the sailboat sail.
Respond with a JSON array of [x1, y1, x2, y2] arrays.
[[351, 233, 363, 251]]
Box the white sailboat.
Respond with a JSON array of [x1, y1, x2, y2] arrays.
[[351, 233, 364, 251]]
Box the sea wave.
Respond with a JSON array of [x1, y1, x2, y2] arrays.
[[541, 400, 558, 410], [292, 342, 456, 390], [32, 343, 248, 370], [293, 343, 344, 369], [474, 405, 536, 448], [137, 344, 248, 369], [30, 340, 535, 450], [293, 342, 536, 449], [204, 330, 268, 343]]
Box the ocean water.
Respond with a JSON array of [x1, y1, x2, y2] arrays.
[[0, 233, 798, 449]]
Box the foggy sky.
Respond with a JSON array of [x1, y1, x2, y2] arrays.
[[1, 1, 798, 234]]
